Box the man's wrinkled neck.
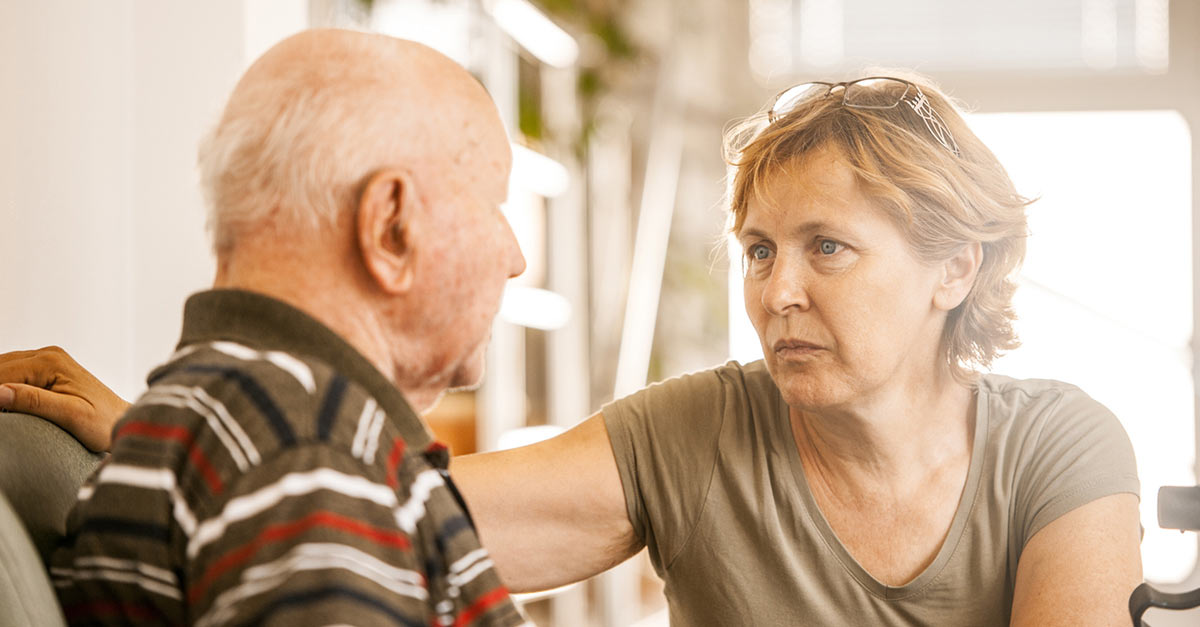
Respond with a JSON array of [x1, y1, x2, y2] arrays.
[[212, 237, 443, 415]]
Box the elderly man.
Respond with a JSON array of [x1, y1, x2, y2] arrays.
[[10, 29, 529, 626]]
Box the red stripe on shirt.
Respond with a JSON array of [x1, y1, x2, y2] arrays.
[[386, 436, 406, 489], [188, 509, 413, 604], [453, 585, 511, 627], [116, 420, 224, 494]]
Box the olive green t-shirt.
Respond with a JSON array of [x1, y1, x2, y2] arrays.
[[603, 360, 1139, 626]]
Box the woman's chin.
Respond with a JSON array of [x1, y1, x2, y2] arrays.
[[768, 364, 852, 411]]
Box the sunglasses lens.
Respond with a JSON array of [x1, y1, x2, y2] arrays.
[[843, 78, 909, 109], [770, 83, 830, 120]]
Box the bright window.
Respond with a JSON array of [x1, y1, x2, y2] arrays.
[[748, 0, 1169, 81], [974, 110, 1194, 582]]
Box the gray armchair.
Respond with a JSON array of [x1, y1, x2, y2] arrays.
[[0, 411, 102, 627]]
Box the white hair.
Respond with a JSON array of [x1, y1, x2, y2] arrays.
[[197, 38, 406, 255]]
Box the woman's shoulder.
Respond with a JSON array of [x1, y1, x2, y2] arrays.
[[977, 373, 1115, 431], [978, 374, 1139, 549], [977, 371, 1136, 495], [977, 372, 1088, 397]]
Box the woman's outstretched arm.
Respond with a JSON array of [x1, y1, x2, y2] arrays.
[[451, 413, 640, 592]]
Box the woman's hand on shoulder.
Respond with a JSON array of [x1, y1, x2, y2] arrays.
[[0, 346, 129, 452], [1010, 492, 1142, 626]]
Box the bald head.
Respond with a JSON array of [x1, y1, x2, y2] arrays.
[[198, 29, 508, 256], [197, 29, 522, 409]]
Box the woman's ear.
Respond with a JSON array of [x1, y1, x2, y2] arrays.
[[933, 241, 983, 311], [357, 168, 419, 294]]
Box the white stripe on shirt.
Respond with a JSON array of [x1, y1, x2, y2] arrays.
[[141, 386, 256, 471], [362, 406, 387, 464], [68, 556, 178, 586], [208, 341, 317, 394], [96, 464, 175, 491], [448, 547, 496, 589], [351, 397, 378, 459], [189, 385, 261, 465], [92, 464, 197, 537], [195, 542, 428, 627], [243, 542, 426, 588], [188, 467, 398, 559], [51, 566, 182, 600], [449, 557, 497, 589], [449, 548, 489, 576], [394, 469, 444, 534]]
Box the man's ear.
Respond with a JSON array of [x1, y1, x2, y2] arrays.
[[933, 241, 983, 311], [357, 168, 419, 294]]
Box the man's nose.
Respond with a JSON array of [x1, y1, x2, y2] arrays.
[[510, 246, 528, 279], [505, 221, 527, 279]]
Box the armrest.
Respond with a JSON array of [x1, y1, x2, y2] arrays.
[[0, 491, 66, 627], [0, 412, 102, 563]]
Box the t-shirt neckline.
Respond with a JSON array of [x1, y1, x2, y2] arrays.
[[777, 381, 990, 601]]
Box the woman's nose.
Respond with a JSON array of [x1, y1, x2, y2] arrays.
[[761, 257, 811, 316]]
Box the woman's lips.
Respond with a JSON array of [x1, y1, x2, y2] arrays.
[[773, 339, 824, 359]]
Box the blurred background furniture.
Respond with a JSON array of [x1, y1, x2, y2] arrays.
[[0, 491, 66, 627], [0, 412, 102, 627], [1130, 486, 1200, 626]]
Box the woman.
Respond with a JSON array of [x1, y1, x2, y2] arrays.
[[452, 74, 1142, 626], [1, 74, 1142, 625]]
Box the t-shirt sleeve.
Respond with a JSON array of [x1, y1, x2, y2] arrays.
[[1012, 384, 1140, 549], [602, 365, 731, 569]]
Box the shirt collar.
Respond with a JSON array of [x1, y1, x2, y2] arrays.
[[173, 288, 435, 451]]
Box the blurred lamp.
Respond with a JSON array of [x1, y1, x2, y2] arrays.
[[485, 0, 579, 68], [495, 424, 566, 451], [499, 285, 572, 330], [511, 144, 570, 198]]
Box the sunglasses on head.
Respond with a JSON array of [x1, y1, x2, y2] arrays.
[[768, 76, 961, 157]]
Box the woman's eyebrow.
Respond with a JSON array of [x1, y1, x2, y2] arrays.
[[739, 220, 846, 241], [736, 225, 768, 241]]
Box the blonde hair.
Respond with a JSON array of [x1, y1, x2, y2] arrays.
[[724, 73, 1031, 383]]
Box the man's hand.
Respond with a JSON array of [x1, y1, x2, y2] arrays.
[[0, 346, 130, 452]]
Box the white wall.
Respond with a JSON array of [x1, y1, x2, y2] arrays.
[[0, 1, 308, 400]]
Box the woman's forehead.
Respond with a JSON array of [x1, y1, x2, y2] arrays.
[[739, 162, 915, 252], [744, 154, 864, 223], [762, 142, 857, 193]]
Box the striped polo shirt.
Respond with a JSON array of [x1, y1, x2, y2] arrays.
[[51, 289, 528, 626]]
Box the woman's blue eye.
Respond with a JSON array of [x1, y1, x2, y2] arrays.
[[818, 239, 841, 255], [748, 244, 771, 261]]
